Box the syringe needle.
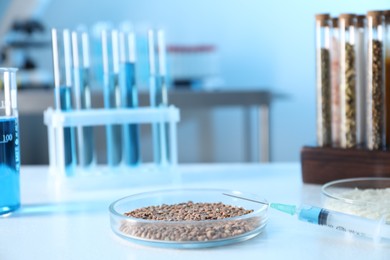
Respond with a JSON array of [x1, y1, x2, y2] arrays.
[[222, 193, 296, 215], [269, 203, 297, 215], [222, 193, 269, 205]]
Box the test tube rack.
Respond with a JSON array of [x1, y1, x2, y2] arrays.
[[44, 106, 180, 181], [301, 146, 390, 184]]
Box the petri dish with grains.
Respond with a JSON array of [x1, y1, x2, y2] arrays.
[[109, 189, 268, 248]]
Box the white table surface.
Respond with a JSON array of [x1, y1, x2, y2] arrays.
[[1, 163, 389, 260]]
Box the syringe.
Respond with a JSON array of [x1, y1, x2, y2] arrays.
[[223, 193, 390, 242]]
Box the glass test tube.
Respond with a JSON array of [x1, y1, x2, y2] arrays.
[[316, 14, 332, 147], [356, 15, 367, 147], [71, 30, 95, 167], [51, 28, 77, 171], [339, 14, 357, 148], [102, 30, 122, 166], [366, 11, 385, 150], [118, 30, 141, 165], [0, 68, 20, 215], [148, 29, 169, 165], [331, 17, 341, 147], [384, 11, 390, 149]]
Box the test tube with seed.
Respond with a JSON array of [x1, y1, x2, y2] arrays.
[[339, 14, 357, 148], [316, 14, 332, 147], [331, 17, 341, 147], [366, 11, 385, 150], [355, 15, 367, 147], [384, 10, 390, 149]]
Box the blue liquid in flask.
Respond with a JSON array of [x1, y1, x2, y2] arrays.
[[0, 117, 20, 215]]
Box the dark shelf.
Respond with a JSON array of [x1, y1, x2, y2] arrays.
[[301, 146, 390, 184]]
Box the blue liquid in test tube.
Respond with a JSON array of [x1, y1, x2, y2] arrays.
[[57, 86, 77, 168], [148, 30, 169, 165], [102, 30, 122, 166], [51, 29, 77, 172], [119, 31, 140, 165], [104, 73, 122, 166], [77, 68, 94, 165], [71, 31, 95, 167], [120, 61, 140, 165]]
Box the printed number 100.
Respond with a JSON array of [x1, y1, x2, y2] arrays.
[[1, 134, 13, 143]]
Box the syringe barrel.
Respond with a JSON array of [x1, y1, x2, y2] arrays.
[[298, 205, 390, 241]]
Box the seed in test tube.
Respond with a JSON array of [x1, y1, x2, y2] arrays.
[[368, 40, 384, 150], [318, 48, 332, 146], [331, 34, 341, 146], [343, 43, 356, 148]]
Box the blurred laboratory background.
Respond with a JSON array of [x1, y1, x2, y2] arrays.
[[0, 0, 389, 165]]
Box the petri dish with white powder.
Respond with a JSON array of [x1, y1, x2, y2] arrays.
[[322, 178, 390, 220]]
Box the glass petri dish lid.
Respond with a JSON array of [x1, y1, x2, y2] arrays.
[[322, 177, 390, 220], [109, 188, 268, 248]]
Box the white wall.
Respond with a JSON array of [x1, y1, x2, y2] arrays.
[[37, 0, 390, 162]]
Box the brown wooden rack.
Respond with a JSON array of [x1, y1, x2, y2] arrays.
[[301, 146, 390, 184]]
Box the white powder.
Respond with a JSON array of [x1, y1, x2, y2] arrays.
[[324, 188, 390, 220]]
